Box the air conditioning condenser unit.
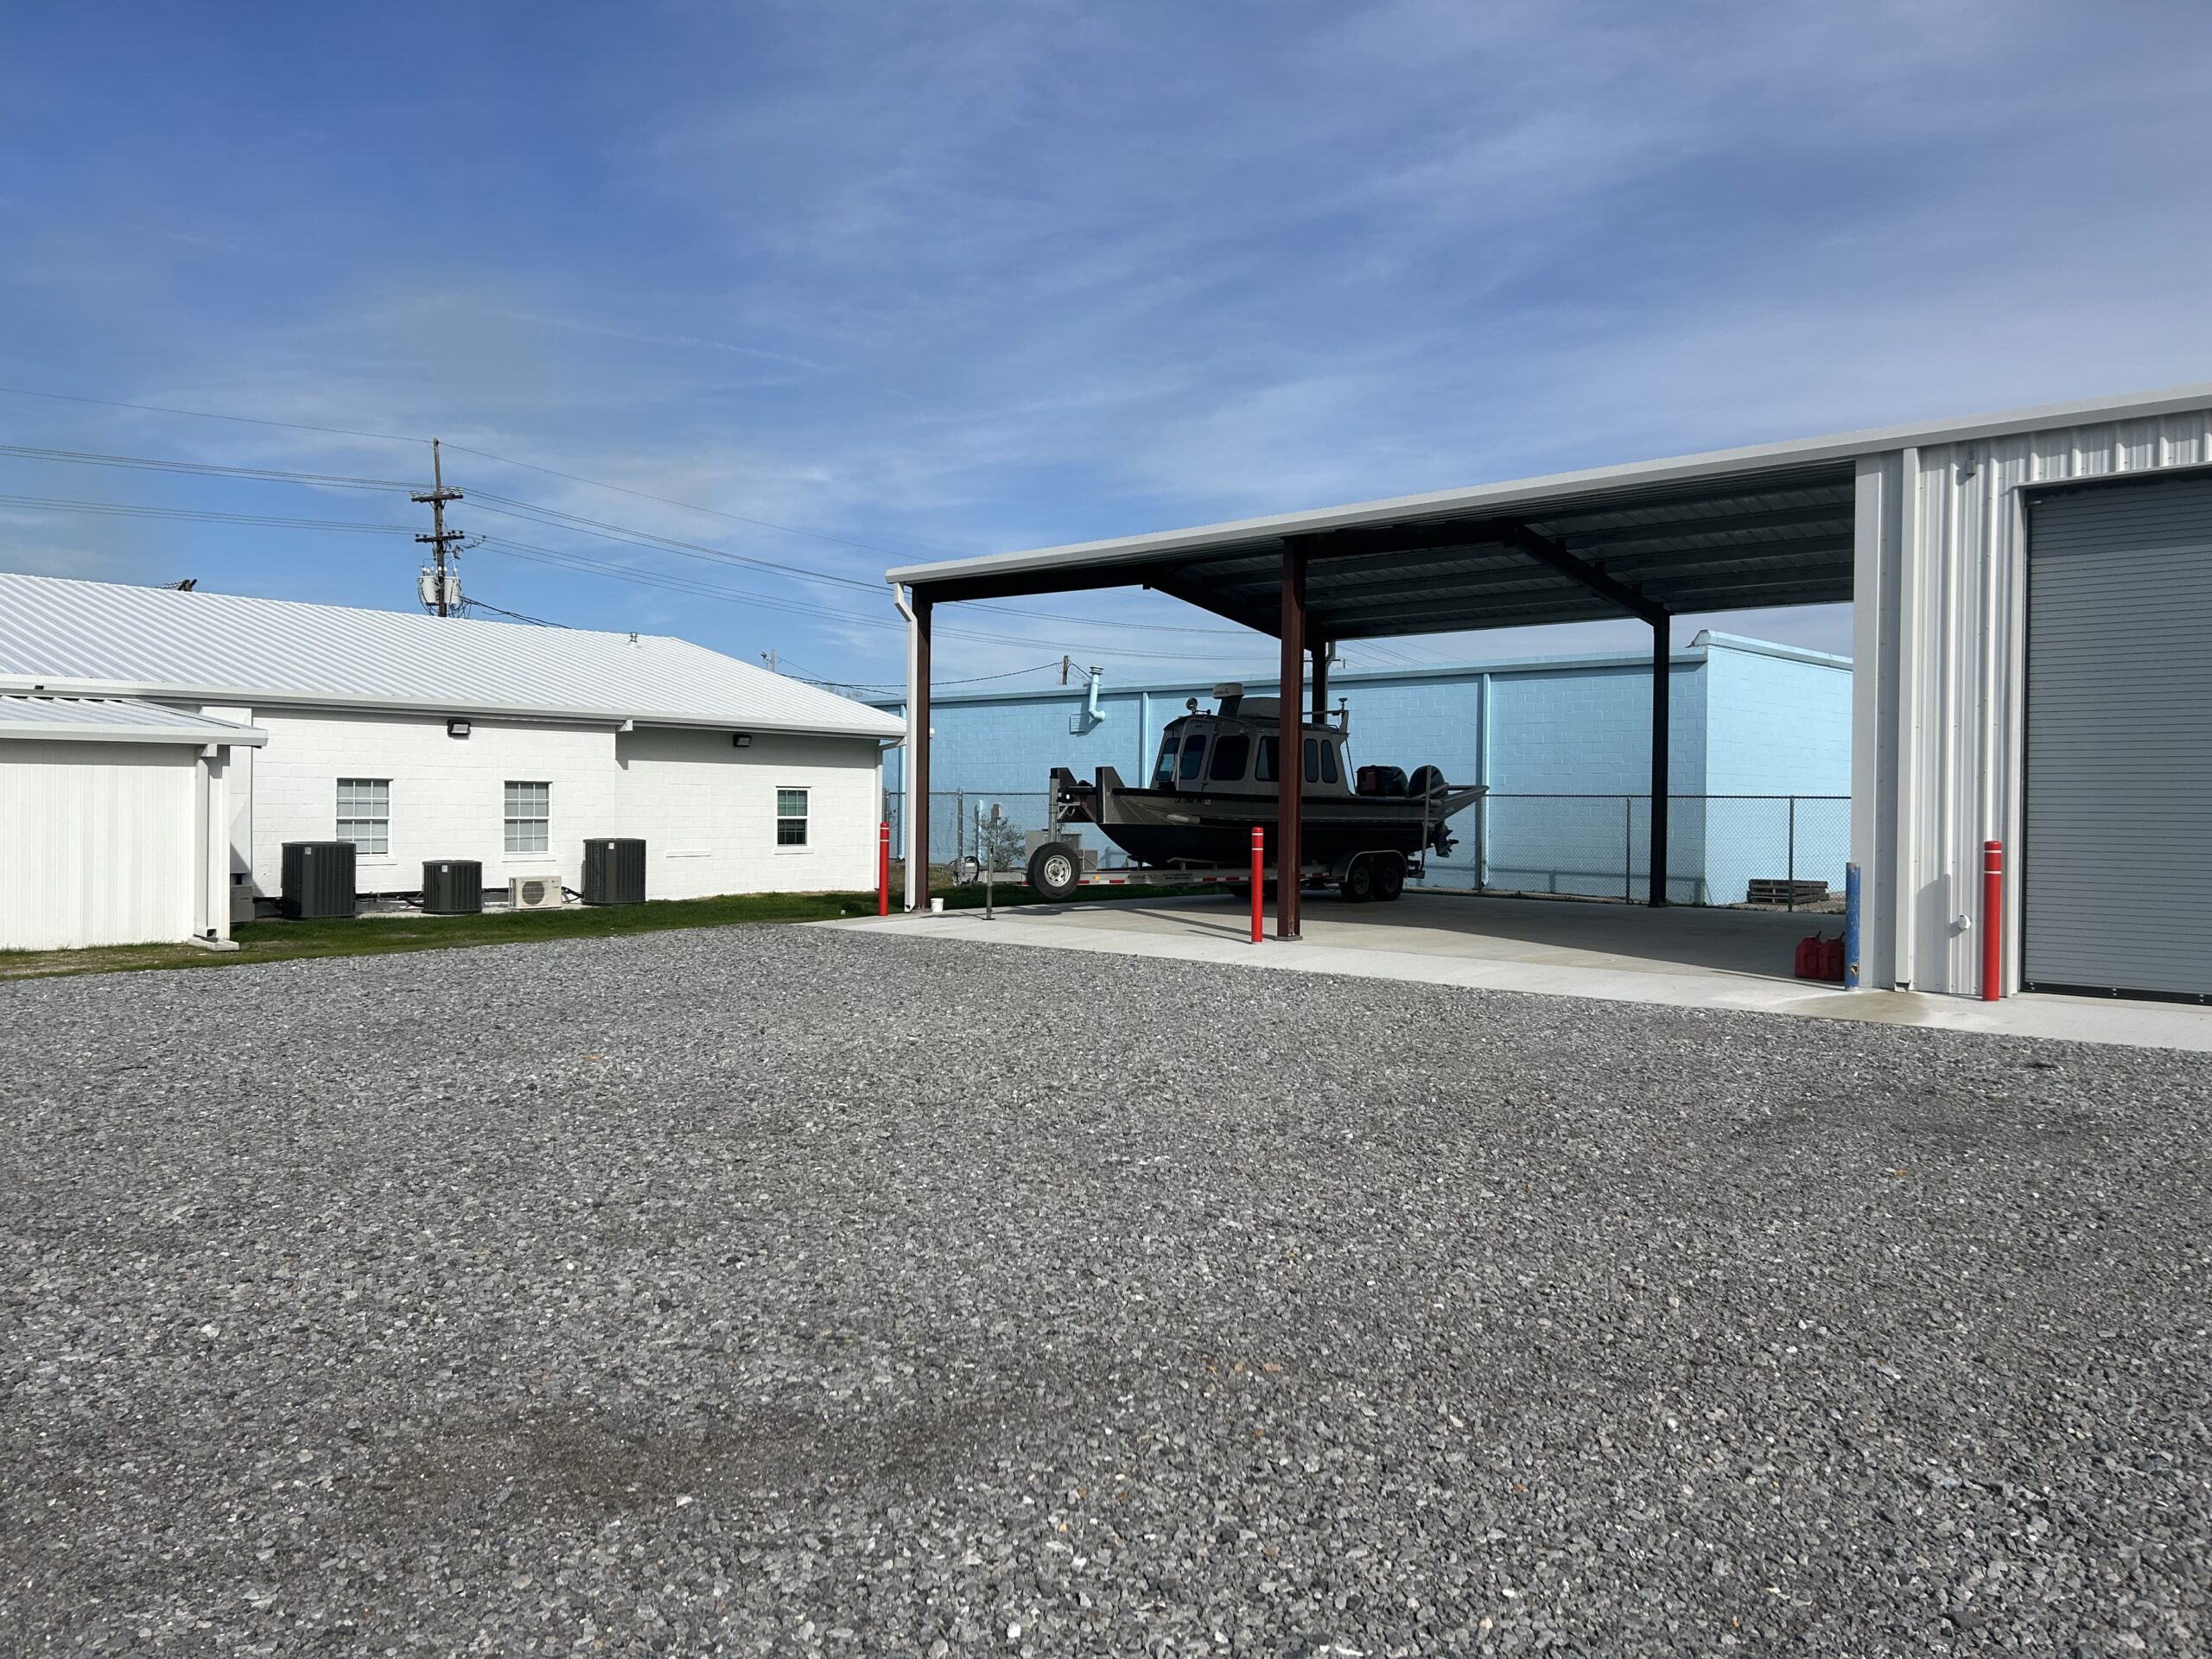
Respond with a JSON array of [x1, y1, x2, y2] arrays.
[[508, 874, 565, 910]]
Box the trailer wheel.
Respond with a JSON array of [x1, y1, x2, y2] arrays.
[[1338, 856, 1376, 904], [1026, 841, 1081, 901], [1375, 854, 1406, 902]]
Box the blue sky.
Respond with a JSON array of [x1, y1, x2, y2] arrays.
[[4, 0, 2211, 694]]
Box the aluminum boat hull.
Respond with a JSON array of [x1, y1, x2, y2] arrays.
[[1052, 766, 1484, 871]]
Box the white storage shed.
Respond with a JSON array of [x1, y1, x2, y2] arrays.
[[0, 575, 904, 941], [0, 695, 264, 950]]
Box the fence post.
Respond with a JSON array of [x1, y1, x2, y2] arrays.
[[1474, 792, 1487, 892], [1787, 796, 1796, 912], [1624, 796, 1633, 903]]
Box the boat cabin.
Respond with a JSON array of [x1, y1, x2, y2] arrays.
[[1147, 695, 1353, 798]]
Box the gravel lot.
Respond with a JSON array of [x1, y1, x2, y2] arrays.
[[3, 925, 2207, 1656]]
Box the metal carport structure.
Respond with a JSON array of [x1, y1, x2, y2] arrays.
[[889, 382, 2212, 996]]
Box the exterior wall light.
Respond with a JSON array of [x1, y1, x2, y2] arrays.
[[448, 718, 472, 739], [732, 732, 753, 747]]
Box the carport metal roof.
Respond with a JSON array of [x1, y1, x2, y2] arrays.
[[887, 382, 2212, 637]]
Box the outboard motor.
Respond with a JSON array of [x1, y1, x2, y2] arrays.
[[1407, 765, 1454, 856]]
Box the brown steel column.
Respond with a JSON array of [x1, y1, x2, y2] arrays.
[[1311, 640, 1329, 727], [1276, 544, 1306, 939], [913, 594, 932, 906], [1649, 615, 1669, 907]]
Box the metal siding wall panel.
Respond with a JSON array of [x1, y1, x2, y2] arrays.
[[2022, 477, 2212, 997], [1851, 451, 1904, 989], [0, 740, 197, 949], [1865, 408, 2212, 995]]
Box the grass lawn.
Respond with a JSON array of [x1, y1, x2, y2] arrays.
[[0, 868, 1230, 982]]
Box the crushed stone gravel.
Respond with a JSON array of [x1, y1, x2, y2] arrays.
[[2, 923, 2207, 1656]]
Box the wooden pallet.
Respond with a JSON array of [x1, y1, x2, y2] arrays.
[[1746, 878, 1830, 905]]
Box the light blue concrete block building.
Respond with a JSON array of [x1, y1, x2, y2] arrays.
[[879, 632, 1849, 905]]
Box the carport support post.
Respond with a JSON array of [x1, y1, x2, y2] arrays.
[[1649, 616, 1669, 907], [1276, 543, 1306, 939], [909, 592, 932, 910]]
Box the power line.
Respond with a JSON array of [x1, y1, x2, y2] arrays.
[[461, 596, 567, 627], [0, 442, 416, 491], [471, 534, 1279, 663], [0, 438, 1253, 635], [0, 493, 407, 532], [444, 442, 962, 564], [0, 384, 429, 446], [785, 659, 1071, 696], [0, 486, 1312, 671]]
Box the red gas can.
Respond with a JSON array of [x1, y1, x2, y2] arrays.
[[1821, 935, 1846, 982], [1795, 934, 1826, 979]]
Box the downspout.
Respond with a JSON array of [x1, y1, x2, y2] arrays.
[[188, 745, 239, 950], [892, 581, 920, 911]]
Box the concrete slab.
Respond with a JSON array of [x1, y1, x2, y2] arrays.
[[823, 890, 2212, 1053]]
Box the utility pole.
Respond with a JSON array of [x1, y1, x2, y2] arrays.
[[761, 648, 778, 673], [1060, 653, 1071, 685], [412, 438, 465, 616]]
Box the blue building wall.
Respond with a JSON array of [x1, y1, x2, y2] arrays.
[[879, 632, 1848, 904], [1699, 638, 1853, 899]]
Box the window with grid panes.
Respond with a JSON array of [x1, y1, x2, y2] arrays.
[[776, 787, 809, 847], [505, 781, 550, 855], [335, 779, 390, 855]]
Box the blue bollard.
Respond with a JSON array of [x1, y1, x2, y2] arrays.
[[1844, 862, 1861, 989]]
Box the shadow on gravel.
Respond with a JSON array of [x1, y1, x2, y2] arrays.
[[384, 1393, 1039, 1520]]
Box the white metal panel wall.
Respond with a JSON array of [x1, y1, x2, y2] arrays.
[[1854, 409, 2212, 995], [0, 740, 198, 949], [233, 708, 881, 901], [2022, 476, 2212, 998]]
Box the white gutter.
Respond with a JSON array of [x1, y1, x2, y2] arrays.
[[0, 678, 902, 741]]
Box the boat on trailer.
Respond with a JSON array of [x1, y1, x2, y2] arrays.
[[1020, 684, 1484, 904]]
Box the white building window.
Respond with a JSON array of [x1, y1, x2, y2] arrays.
[[336, 779, 391, 855], [505, 781, 550, 855], [776, 787, 809, 847]]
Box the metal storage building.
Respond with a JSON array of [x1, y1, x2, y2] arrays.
[[0, 695, 264, 950], [874, 632, 1852, 906], [0, 574, 903, 945], [886, 383, 2212, 1002]]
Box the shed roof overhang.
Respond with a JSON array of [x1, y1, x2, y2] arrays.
[[887, 382, 2212, 636]]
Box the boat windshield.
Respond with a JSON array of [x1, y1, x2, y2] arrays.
[[1150, 729, 1179, 787]]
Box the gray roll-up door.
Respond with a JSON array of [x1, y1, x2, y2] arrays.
[[2024, 473, 2212, 1001]]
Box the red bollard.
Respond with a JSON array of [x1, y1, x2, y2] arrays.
[[878, 821, 892, 917], [1981, 840, 2003, 1001], [1249, 825, 1264, 944]]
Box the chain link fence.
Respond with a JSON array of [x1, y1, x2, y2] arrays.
[[886, 791, 1848, 908]]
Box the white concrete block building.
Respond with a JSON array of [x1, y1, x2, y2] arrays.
[[0, 574, 903, 949]]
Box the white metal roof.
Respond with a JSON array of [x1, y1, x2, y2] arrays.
[[887, 381, 2212, 598], [0, 693, 267, 747], [0, 573, 905, 739]]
